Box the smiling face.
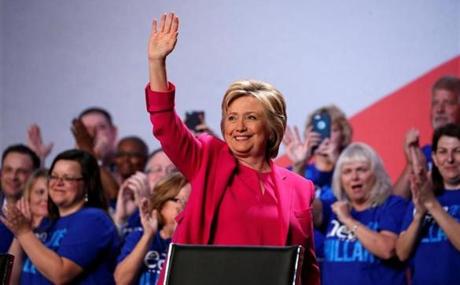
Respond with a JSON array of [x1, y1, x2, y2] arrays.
[[223, 95, 269, 161], [48, 160, 85, 216], [0, 152, 34, 199], [431, 89, 460, 130], [115, 138, 148, 180], [29, 177, 48, 218], [432, 135, 460, 189], [340, 160, 376, 206]]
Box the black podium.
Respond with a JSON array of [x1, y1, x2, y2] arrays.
[[0, 254, 14, 285], [163, 244, 304, 285]]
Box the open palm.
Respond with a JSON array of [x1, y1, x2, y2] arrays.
[[148, 13, 179, 61]]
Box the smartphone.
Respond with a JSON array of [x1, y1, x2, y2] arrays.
[[312, 112, 331, 140], [185, 111, 205, 132]]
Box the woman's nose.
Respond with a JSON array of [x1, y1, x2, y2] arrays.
[[236, 118, 246, 131]]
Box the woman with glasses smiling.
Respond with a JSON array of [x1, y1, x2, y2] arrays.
[[1, 149, 120, 284]]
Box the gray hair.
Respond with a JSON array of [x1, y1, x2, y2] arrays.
[[332, 142, 392, 206]]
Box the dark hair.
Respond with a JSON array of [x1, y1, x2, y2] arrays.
[[431, 123, 460, 194], [1, 144, 40, 170], [78, 107, 114, 126], [432, 76, 460, 96], [117, 136, 149, 158], [47, 149, 107, 218]]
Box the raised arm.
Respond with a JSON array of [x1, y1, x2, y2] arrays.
[[394, 129, 425, 199], [148, 13, 179, 92], [145, 13, 205, 180]]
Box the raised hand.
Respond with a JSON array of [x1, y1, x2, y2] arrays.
[[148, 13, 179, 62], [125, 172, 151, 200], [113, 180, 139, 226], [139, 198, 158, 236], [71, 118, 96, 157], [283, 126, 320, 165], [148, 13, 179, 92], [331, 201, 352, 223], [316, 138, 340, 165], [27, 124, 53, 164], [409, 173, 427, 217], [0, 202, 32, 237], [404, 129, 421, 163]]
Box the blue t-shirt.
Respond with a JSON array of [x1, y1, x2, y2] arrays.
[[302, 164, 336, 262], [117, 230, 171, 285], [20, 207, 120, 285], [0, 221, 13, 253], [120, 209, 142, 241], [0, 194, 14, 253], [322, 195, 408, 285], [421, 144, 432, 172], [401, 189, 460, 285]]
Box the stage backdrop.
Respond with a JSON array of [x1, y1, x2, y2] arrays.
[[1, 0, 459, 181]]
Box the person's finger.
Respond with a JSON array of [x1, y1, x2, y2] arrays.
[[171, 14, 179, 33], [151, 19, 158, 35], [164, 12, 174, 33], [293, 126, 302, 143], [159, 13, 166, 32]]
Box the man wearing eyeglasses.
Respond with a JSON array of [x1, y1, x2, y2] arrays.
[[0, 144, 40, 252]]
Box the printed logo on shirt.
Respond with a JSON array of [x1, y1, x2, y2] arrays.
[[418, 204, 460, 244], [324, 219, 377, 263], [144, 250, 167, 273], [22, 229, 68, 275]]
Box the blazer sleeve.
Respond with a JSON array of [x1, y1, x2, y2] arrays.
[[145, 83, 203, 180]]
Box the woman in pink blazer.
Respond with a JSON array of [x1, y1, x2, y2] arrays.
[[145, 13, 319, 285]]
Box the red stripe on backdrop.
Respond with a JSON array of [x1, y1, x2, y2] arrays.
[[276, 55, 460, 182]]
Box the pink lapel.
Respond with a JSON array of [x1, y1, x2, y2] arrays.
[[271, 165, 292, 245]]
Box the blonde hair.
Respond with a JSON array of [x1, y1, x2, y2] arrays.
[[332, 143, 392, 206], [148, 172, 188, 228], [220, 80, 287, 159], [23, 168, 48, 203]]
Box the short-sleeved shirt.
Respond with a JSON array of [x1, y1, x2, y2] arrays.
[[322, 195, 408, 285], [20, 207, 120, 285], [117, 230, 171, 285], [401, 189, 460, 285]]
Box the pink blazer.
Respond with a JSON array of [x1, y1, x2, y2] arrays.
[[146, 83, 320, 285]]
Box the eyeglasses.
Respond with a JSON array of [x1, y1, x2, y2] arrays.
[[49, 175, 84, 184], [169, 197, 186, 207], [145, 165, 177, 175]]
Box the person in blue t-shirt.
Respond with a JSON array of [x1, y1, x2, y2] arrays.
[[1, 149, 120, 284], [115, 172, 190, 285], [7, 168, 49, 284], [394, 75, 460, 199], [283, 105, 353, 266], [316, 143, 408, 285], [396, 123, 460, 285]]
